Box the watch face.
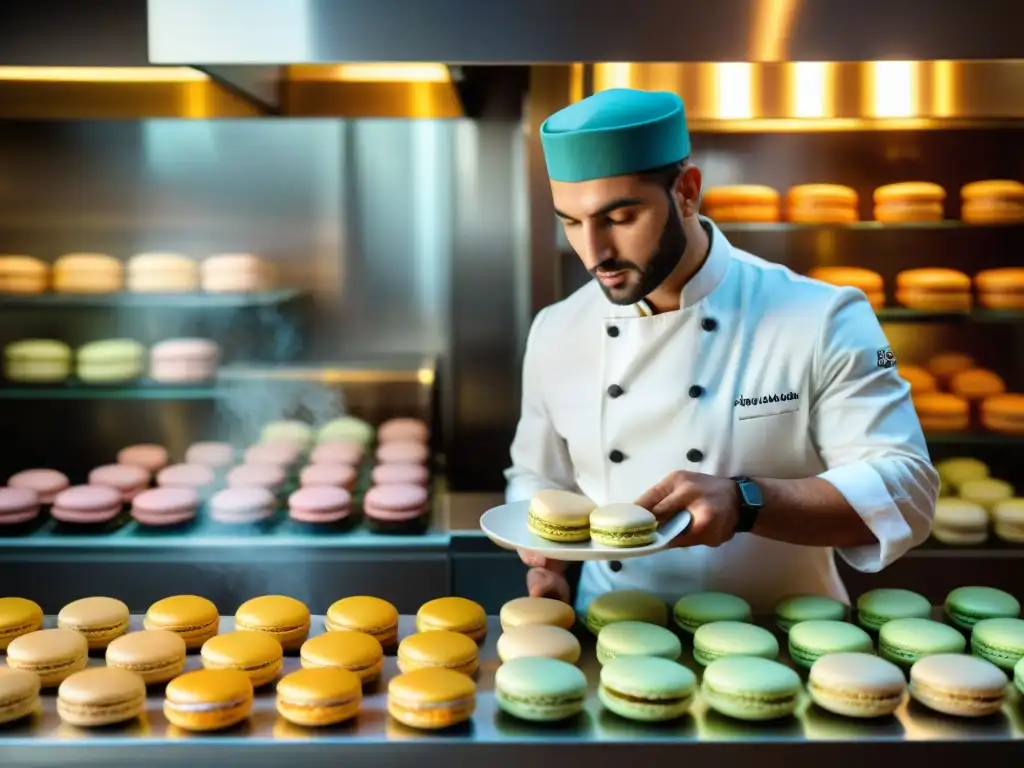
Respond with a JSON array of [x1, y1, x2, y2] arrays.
[[741, 479, 763, 507]]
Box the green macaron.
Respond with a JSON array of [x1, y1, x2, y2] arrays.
[[971, 617, 1024, 670], [945, 586, 1021, 631], [585, 590, 668, 636], [701, 656, 801, 721], [596, 621, 681, 665], [1015, 656, 1024, 696], [692, 621, 779, 666], [599, 655, 696, 722], [856, 589, 931, 632], [774, 595, 847, 633], [672, 592, 752, 634], [788, 620, 873, 668], [495, 657, 588, 722], [878, 617, 966, 669]]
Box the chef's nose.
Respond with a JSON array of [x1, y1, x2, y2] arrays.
[[580, 225, 614, 270]]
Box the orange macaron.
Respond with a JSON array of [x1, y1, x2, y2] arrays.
[[949, 368, 1007, 402], [895, 268, 972, 311], [873, 182, 946, 223], [980, 394, 1024, 434], [974, 267, 1024, 310], [926, 352, 976, 387], [960, 180, 1024, 224], [702, 185, 781, 223], [898, 364, 938, 396], [786, 184, 858, 224], [807, 267, 885, 310], [913, 392, 970, 432]]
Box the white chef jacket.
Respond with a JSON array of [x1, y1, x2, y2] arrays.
[[504, 218, 938, 615]]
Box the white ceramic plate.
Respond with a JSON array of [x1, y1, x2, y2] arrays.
[[479, 500, 693, 562]]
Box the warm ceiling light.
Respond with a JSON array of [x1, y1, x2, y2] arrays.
[[328, 64, 450, 83], [872, 61, 917, 118], [593, 63, 633, 92], [716, 63, 753, 119], [0, 66, 207, 82], [791, 62, 832, 118]]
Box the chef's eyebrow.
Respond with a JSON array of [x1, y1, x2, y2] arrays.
[[554, 196, 645, 221]]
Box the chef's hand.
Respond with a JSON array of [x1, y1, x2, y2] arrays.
[[635, 470, 740, 548], [518, 550, 571, 603]]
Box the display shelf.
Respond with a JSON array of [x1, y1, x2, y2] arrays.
[[909, 544, 1024, 559], [877, 309, 1024, 324], [717, 221, 1024, 233], [925, 432, 1023, 447], [0, 288, 306, 309], [0, 382, 223, 400]]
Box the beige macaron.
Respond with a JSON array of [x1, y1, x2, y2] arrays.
[[991, 499, 1024, 544], [931, 499, 989, 546]]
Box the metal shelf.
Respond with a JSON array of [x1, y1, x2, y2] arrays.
[[877, 309, 1024, 324], [0, 382, 222, 400], [0, 288, 306, 309], [925, 432, 1024, 447], [718, 221, 1024, 233]]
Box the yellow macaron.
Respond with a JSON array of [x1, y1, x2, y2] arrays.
[[397, 631, 480, 676], [163, 669, 254, 732], [57, 596, 130, 649], [144, 595, 220, 650], [299, 630, 384, 684], [6, 628, 89, 687], [276, 668, 363, 726], [387, 668, 477, 730], [57, 668, 146, 727], [105, 629, 187, 685], [325, 596, 399, 649], [416, 597, 487, 644], [0, 597, 44, 651], [201, 630, 284, 687], [0, 668, 41, 725], [234, 595, 311, 652]]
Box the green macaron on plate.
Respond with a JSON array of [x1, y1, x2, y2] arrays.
[[672, 592, 752, 634], [971, 617, 1024, 670], [596, 621, 681, 664], [692, 621, 779, 666], [495, 657, 588, 722], [945, 586, 1021, 631], [788, 620, 873, 668], [878, 617, 966, 669], [599, 656, 696, 722], [856, 589, 931, 631], [701, 656, 801, 721]]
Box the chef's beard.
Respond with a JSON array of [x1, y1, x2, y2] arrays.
[[590, 201, 688, 306]]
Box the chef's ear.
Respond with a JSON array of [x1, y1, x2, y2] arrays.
[[673, 161, 703, 218]]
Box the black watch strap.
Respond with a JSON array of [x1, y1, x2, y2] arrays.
[[731, 476, 763, 533]]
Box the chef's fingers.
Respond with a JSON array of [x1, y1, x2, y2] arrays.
[[526, 567, 571, 602], [634, 471, 686, 510], [668, 503, 715, 547], [518, 549, 548, 568], [651, 480, 701, 518]]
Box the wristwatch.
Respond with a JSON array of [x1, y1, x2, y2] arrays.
[[731, 476, 763, 533]]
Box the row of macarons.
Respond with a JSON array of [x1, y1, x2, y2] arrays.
[[0, 252, 276, 295], [930, 457, 1024, 545], [702, 180, 1024, 224], [807, 266, 1024, 312]]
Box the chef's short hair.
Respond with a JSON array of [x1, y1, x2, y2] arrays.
[[639, 157, 690, 190]]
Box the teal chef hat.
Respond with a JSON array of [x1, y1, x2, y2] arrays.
[[540, 88, 690, 183]]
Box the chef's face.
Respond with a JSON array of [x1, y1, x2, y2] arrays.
[[551, 166, 691, 305]]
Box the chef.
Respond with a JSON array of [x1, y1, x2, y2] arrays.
[[505, 88, 939, 614]]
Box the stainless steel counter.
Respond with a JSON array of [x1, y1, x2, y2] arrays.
[[2, 614, 1022, 767]]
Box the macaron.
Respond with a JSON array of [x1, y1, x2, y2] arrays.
[[261, 419, 313, 448], [788, 619, 874, 668], [51, 484, 123, 524], [499, 596, 576, 631], [589, 503, 658, 547], [0, 668, 41, 725], [163, 668, 254, 731], [299, 462, 358, 490], [117, 443, 169, 473], [807, 266, 885, 309], [992, 498, 1024, 543], [497, 624, 582, 664], [702, 184, 781, 223], [701, 656, 801, 721], [317, 416, 374, 446], [877, 617, 966, 669], [0, 487, 40, 525], [494, 657, 586, 722], [88, 463, 150, 502], [325, 595, 399, 649], [587, 589, 668, 635], [234, 595, 311, 651], [57, 668, 146, 727], [971, 617, 1024, 670], [945, 586, 1021, 630], [959, 478, 1014, 511], [387, 667, 476, 729], [808, 652, 906, 718], [672, 591, 752, 634], [950, 368, 1006, 402], [909, 653, 1007, 717], [693, 621, 779, 665], [105, 629, 187, 684], [0, 597, 43, 650], [596, 620, 681, 664], [8, 468, 70, 505], [935, 456, 990, 488], [201, 630, 284, 687], [416, 597, 487, 643], [379, 417, 429, 443], [208, 486, 276, 525], [598, 655, 696, 722], [300, 630, 384, 684], [975, 267, 1024, 310], [397, 630, 479, 676], [363, 484, 430, 531], [1016, 656, 1024, 696], [785, 183, 858, 223], [960, 179, 1024, 224], [226, 463, 286, 492], [57, 596, 130, 649], [287, 486, 352, 524], [276, 667, 362, 726], [774, 594, 847, 632], [184, 441, 235, 469], [527, 489, 595, 543], [913, 392, 970, 432], [873, 181, 945, 223], [144, 594, 220, 649], [244, 442, 302, 469], [309, 442, 364, 466], [371, 463, 429, 487], [980, 393, 1024, 435], [856, 588, 931, 631], [895, 267, 972, 311], [927, 351, 976, 384], [376, 441, 429, 465], [6, 628, 89, 687], [931, 498, 989, 545], [156, 463, 216, 492], [131, 487, 199, 527]]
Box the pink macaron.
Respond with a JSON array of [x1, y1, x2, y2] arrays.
[[309, 442, 364, 467], [185, 441, 235, 469], [371, 463, 429, 487], [299, 463, 358, 490], [156, 463, 216, 491], [7, 468, 70, 504], [226, 463, 286, 492], [378, 418, 429, 444], [209, 487, 276, 524], [363, 484, 429, 522], [117, 444, 169, 473], [0, 488, 41, 525], [52, 485, 123, 524], [88, 463, 151, 502], [244, 443, 302, 468], [288, 486, 352, 524], [131, 487, 199, 526], [375, 441, 429, 466]]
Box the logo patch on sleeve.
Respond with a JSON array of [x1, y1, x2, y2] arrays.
[[876, 347, 897, 369]]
